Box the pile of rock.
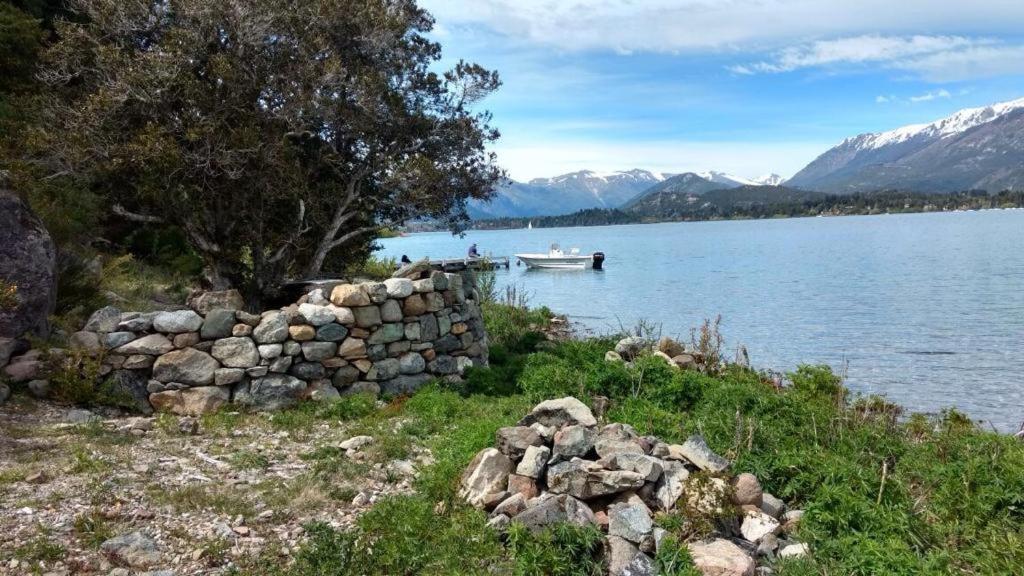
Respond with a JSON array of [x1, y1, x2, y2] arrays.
[[606, 336, 707, 371], [3, 269, 488, 414], [460, 397, 807, 576]]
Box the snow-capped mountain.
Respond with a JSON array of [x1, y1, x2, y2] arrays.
[[753, 173, 787, 186], [696, 171, 757, 187], [789, 97, 1024, 193], [469, 169, 666, 219]]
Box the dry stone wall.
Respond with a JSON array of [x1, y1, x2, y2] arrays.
[[66, 271, 487, 415]]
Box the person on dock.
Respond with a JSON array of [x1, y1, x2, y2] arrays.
[[467, 243, 479, 258]]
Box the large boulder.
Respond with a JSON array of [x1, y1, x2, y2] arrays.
[[0, 190, 56, 340], [518, 396, 598, 428], [152, 348, 219, 385], [686, 539, 755, 576], [100, 531, 161, 569], [101, 369, 153, 414], [152, 310, 203, 333], [512, 493, 597, 533], [546, 459, 645, 500], [233, 374, 307, 411], [676, 435, 730, 473], [459, 448, 514, 508], [211, 337, 260, 368], [114, 334, 174, 356], [253, 312, 289, 344], [495, 426, 544, 460], [188, 289, 245, 315], [149, 386, 229, 416]]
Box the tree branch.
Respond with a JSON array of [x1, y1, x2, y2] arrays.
[[112, 204, 165, 223]]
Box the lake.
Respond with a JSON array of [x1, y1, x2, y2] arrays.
[[379, 210, 1024, 431]]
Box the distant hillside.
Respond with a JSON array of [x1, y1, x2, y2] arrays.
[[468, 169, 665, 219], [622, 172, 724, 208], [789, 97, 1024, 193], [627, 184, 826, 218]]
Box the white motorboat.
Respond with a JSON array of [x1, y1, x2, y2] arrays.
[[515, 244, 605, 270]]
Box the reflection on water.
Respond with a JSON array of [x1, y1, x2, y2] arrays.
[[381, 210, 1024, 431]]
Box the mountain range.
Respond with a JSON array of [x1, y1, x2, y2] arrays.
[[470, 97, 1024, 219]]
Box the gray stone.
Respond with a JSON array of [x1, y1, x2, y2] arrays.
[[258, 343, 282, 359], [344, 380, 381, 396], [102, 369, 153, 414], [380, 299, 403, 322], [651, 460, 690, 511], [424, 291, 445, 312], [363, 282, 388, 303], [391, 258, 431, 280], [383, 277, 414, 298], [27, 379, 49, 398], [269, 355, 293, 374], [546, 459, 645, 500], [404, 322, 421, 341], [427, 354, 458, 374], [378, 373, 432, 395], [115, 334, 174, 356], [66, 407, 100, 424], [367, 343, 386, 360], [315, 323, 348, 342], [332, 365, 360, 387], [687, 539, 756, 576], [100, 531, 161, 568], [368, 322, 404, 344], [214, 368, 245, 386], [429, 270, 449, 290], [118, 312, 158, 332], [420, 314, 439, 341], [328, 305, 355, 325], [189, 289, 244, 315], [353, 306, 382, 328], [253, 313, 289, 344], [298, 303, 336, 326], [398, 351, 426, 375], [69, 331, 102, 352], [103, 331, 137, 349], [84, 306, 122, 333], [367, 357, 400, 381], [496, 426, 544, 460], [760, 493, 785, 518], [553, 424, 597, 460], [282, 340, 301, 356], [596, 423, 646, 459], [614, 336, 650, 361], [458, 448, 514, 508], [609, 502, 654, 543], [516, 445, 551, 478], [512, 494, 597, 533], [302, 341, 337, 362], [152, 348, 219, 385], [201, 309, 237, 339], [433, 334, 460, 353], [387, 340, 411, 355], [677, 434, 730, 473], [740, 510, 780, 544], [607, 535, 642, 576], [779, 543, 809, 558], [235, 310, 261, 326], [211, 337, 260, 368], [604, 453, 663, 482], [153, 310, 203, 333], [307, 380, 341, 402], [518, 396, 598, 428], [338, 337, 366, 359], [621, 551, 656, 576], [289, 361, 325, 380], [412, 278, 434, 293], [437, 315, 452, 336], [234, 374, 307, 410]]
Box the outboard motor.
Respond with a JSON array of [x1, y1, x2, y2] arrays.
[[592, 252, 605, 270]]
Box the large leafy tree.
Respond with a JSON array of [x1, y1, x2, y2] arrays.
[[35, 0, 502, 306]]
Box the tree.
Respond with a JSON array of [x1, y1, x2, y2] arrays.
[[34, 0, 502, 306]]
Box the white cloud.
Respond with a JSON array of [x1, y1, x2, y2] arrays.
[[875, 95, 891, 104], [893, 45, 1024, 82], [909, 89, 952, 102], [877, 89, 955, 104], [493, 138, 829, 181], [742, 35, 982, 73]]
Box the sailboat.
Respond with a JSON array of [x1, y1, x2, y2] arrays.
[[527, 221, 533, 230]]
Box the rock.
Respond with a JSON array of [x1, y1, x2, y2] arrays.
[[298, 303, 336, 326], [427, 354, 457, 374], [547, 459, 645, 500], [362, 282, 388, 303], [486, 514, 511, 532], [200, 309, 237, 339], [234, 374, 306, 410], [102, 369, 153, 414], [651, 460, 689, 511], [552, 424, 596, 460], [0, 190, 57, 339], [516, 445, 551, 478], [152, 310, 203, 333], [69, 331, 102, 352], [740, 510, 780, 543], [101, 531, 161, 568], [404, 322, 421, 341], [330, 284, 370, 307], [411, 278, 434, 293], [604, 453, 663, 482], [258, 343, 282, 359], [760, 493, 785, 518], [609, 501, 654, 543], [315, 323, 348, 342], [27, 379, 49, 398], [229, 323, 251, 335], [512, 493, 596, 533], [66, 408, 100, 424], [289, 324, 316, 341], [85, 306, 122, 333], [189, 289, 244, 315], [605, 350, 624, 363], [338, 337, 367, 359], [152, 348, 219, 385], [656, 336, 686, 358], [269, 355, 293, 373], [782, 509, 804, 528], [402, 294, 427, 316], [379, 299, 403, 323], [339, 435, 374, 450], [299, 341, 336, 362], [367, 358, 400, 381], [732, 473, 763, 507], [518, 396, 598, 428], [391, 258, 431, 280], [779, 543, 809, 558], [383, 278, 414, 298], [459, 448, 514, 508], [214, 367, 245, 386], [622, 551, 656, 576], [3, 356, 42, 382], [343, 380, 380, 396], [332, 365, 361, 387], [150, 386, 228, 415], [236, 310, 261, 326], [687, 539, 756, 576], [115, 334, 174, 356], [492, 493, 527, 518], [607, 535, 642, 576], [398, 351, 426, 375], [122, 354, 153, 370], [368, 322, 404, 344], [353, 306, 382, 328], [328, 305, 355, 325], [595, 423, 646, 458], [118, 312, 158, 332], [614, 336, 649, 361], [173, 331, 200, 348], [211, 337, 260, 368], [496, 426, 545, 460], [103, 331, 137, 349], [253, 313, 289, 344], [677, 435, 730, 473], [378, 373, 433, 395], [289, 361, 325, 380]]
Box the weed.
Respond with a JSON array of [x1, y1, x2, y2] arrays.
[[230, 450, 270, 470], [72, 512, 114, 549]]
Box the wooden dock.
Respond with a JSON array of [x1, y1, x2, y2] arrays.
[[428, 256, 510, 272]]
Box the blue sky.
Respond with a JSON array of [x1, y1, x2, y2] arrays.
[[421, 0, 1024, 181]]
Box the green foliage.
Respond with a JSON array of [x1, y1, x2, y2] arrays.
[[506, 522, 606, 576], [482, 301, 552, 351], [345, 254, 398, 281], [72, 512, 114, 549], [0, 278, 17, 311], [267, 393, 378, 431]]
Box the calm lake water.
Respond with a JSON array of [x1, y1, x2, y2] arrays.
[[380, 210, 1024, 431]]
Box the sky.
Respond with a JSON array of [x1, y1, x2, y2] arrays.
[[420, 0, 1024, 181]]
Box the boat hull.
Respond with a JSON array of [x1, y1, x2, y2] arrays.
[[515, 254, 594, 269]]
